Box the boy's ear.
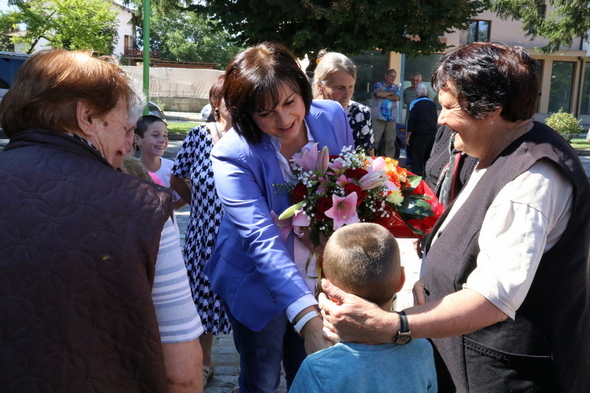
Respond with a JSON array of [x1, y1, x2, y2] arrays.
[[133, 134, 141, 146], [394, 266, 406, 293]]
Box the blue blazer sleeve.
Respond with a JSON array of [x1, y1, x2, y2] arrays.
[[205, 100, 353, 331]]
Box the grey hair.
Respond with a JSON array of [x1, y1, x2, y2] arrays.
[[312, 52, 356, 98], [415, 83, 428, 98]]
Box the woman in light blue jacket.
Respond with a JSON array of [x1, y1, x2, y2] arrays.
[[205, 42, 353, 392]]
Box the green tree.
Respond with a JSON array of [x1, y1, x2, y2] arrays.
[[0, 15, 18, 51], [488, 0, 590, 53], [0, 0, 118, 54], [145, 0, 590, 56], [138, 7, 243, 69], [137, 0, 483, 58]]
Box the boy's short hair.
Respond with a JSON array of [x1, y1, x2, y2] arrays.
[[323, 223, 401, 305], [135, 115, 166, 137]]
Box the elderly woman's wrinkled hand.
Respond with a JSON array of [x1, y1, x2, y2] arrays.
[[318, 279, 395, 345]]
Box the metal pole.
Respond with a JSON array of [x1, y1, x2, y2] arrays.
[[142, 0, 150, 115]]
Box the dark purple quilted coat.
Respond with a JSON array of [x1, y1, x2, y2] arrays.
[[0, 130, 172, 392]]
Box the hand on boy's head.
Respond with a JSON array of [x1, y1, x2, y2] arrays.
[[319, 279, 390, 345]]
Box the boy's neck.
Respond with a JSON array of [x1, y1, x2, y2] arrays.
[[140, 155, 162, 173], [378, 300, 394, 312]]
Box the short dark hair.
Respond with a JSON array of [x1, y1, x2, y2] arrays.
[[135, 115, 166, 137], [432, 42, 539, 122], [323, 223, 401, 306], [209, 75, 225, 122], [223, 42, 313, 144]]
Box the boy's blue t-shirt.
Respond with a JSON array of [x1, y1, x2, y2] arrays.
[[290, 339, 437, 393]]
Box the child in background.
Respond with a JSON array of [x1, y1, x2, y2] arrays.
[[290, 223, 437, 393], [134, 115, 185, 209]]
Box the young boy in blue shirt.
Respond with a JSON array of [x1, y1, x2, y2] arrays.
[[291, 223, 437, 393]]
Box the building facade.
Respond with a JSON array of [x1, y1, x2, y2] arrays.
[[352, 6, 590, 127]]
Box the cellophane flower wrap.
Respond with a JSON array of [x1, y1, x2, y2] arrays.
[[276, 144, 443, 249]]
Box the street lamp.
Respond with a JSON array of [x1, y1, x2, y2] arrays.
[[142, 0, 150, 115]]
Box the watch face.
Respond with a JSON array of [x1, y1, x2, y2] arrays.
[[395, 333, 412, 345]]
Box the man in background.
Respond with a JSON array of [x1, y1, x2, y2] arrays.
[[371, 68, 400, 158]]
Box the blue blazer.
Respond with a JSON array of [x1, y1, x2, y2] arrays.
[[205, 100, 354, 331]]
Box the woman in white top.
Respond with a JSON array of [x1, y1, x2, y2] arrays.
[[319, 42, 590, 393]]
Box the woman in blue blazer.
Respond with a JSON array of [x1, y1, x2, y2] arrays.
[[205, 42, 353, 392]]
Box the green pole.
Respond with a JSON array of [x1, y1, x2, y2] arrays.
[[142, 0, 151, 115]]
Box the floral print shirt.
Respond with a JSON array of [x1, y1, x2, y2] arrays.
[[347, 100, 374, 152]]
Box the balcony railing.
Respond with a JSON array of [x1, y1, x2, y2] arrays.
[[124, 49, 162, 59]]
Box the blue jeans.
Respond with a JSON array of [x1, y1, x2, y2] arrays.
[[225, 303, 306, 393]]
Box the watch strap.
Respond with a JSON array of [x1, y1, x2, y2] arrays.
[[398, 310, 410, 333], [393, 310, 412, 345]]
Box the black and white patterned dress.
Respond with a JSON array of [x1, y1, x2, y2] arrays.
[[347, 100, 375, 153], [171, 124, 231, 334]]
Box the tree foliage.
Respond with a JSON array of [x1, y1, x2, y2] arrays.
[[141, 0, 590, 56], [487, 0, 590, 53], [137, 7, 243, 69], [0, 0, 118, 54], [141, 0, 483, 58]]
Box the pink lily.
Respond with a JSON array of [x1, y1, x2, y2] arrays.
[[369, 156, 387, 171], [359, 170, 385, 190], [270, 211, 294, 242], [292, 209, 311, 227], [325, 193, 359, 230], [291, 143, 319, 172], [316, 146, 330, 176], [385, 179, 401, 192], [336, 174, 350, 187], [328, 160, 344, 173]]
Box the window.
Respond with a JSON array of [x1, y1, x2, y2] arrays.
[[467, 21, 490, 43], [548, 61, 575, 113], [528, 2, 547, 34], [350, 51, 390, 107]]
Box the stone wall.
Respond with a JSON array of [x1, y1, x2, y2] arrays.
[[123, 66, 224, 112]]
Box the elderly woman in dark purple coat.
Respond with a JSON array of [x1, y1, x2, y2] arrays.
[[0, 49, 172, 391]]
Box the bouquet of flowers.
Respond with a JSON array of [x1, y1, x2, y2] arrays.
[[276, 144, 443, 249]]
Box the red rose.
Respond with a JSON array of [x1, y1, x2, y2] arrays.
[[344, 168, 368, 180], [290, 183, 308, 203], [344, 183, 366, 206], [315, 196, 333, 220]]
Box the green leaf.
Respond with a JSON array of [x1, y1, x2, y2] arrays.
[[406, 175, 423, 188]]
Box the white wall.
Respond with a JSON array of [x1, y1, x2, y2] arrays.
[[123, 66, 224, 111], [112, 4, 134, 58]]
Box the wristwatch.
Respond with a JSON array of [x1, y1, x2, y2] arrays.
[[392, 310, 412, 345]]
